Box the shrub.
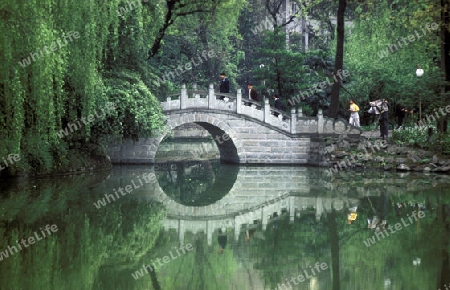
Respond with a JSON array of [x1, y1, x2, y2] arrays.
[[392, 125, 432, 148], [392, 125, 450, 155]]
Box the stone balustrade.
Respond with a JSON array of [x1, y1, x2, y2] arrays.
[[161, 84, 360, 135]]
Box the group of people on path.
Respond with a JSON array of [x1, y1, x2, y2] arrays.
[[347, 98, 389, 138], [350, 98, 420, 139]]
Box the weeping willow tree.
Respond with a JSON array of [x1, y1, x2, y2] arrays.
[[2, 1, 111, 173], [0, 0, 166, 175]]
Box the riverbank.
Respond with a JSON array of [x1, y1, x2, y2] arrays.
[[325, 130, 450, 174], [0, 147, 112, 178]]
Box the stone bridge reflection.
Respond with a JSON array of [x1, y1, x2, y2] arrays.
[[139, 162, 360, 245]]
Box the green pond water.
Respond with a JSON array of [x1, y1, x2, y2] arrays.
[[0, 157, 449, 290]]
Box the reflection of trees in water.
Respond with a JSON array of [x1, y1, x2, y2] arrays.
[[328, 210, 340, 290], [120, 168, 450, 289], [0, 174, 165, 290], [312, 169, 450, 200], [236, 214, 331, 289], [436, 188, 450, 289], [149, 268, 161, 290], [146, 230, 238, 290], [156, 161, 217, 206], [2, 167, 448, 289], [231, 180, 450, 290], [153, 169, 449, 289], [337, 185, 450, 289]]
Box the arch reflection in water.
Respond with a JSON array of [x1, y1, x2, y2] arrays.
[[148, 164, 361, 246], [154, 160, 238, 206]]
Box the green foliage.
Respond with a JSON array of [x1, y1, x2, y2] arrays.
[[392, 126, 433, 148], [429, 133, 450, 155], [141, 230, 238, 290], [254, 29, 306, 101], [20, 131, 54, 173], [344, 0, 447, 118], [302, 0, 340, 49], [103, 70, 166, 140], [301, 104, 314, 116], [148, 0, 246, 96], [392, 125, 450, 155], [0, 0, 168, 174]]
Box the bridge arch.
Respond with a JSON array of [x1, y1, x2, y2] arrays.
[[157, 111, 245, 163]]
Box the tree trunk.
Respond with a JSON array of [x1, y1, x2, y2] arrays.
[[147, 0, 215, 58], [327, 0, 346, 118], [442, 0, 450, 85], [438, 0, 450, 133], [148, 0, 176, 58]]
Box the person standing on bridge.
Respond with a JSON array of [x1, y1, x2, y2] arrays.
[[273, 94, 282, 117], [219, 72, 229, 100], [247, 83, 259, 104]]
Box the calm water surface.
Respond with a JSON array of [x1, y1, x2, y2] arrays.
[[0, 160, 449, 290]]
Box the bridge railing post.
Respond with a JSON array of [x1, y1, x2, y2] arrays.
[[208, 83, 215, 109], [317, 109, 324, 134], [180, 84, 187, 110], [166, 96, 171, 110], [290, 108, 297, 134], [236, 89, 242, 114], [263, 98, 270, 123]]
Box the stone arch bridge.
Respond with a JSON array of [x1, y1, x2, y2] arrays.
[[108, 84, 360, 164]]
